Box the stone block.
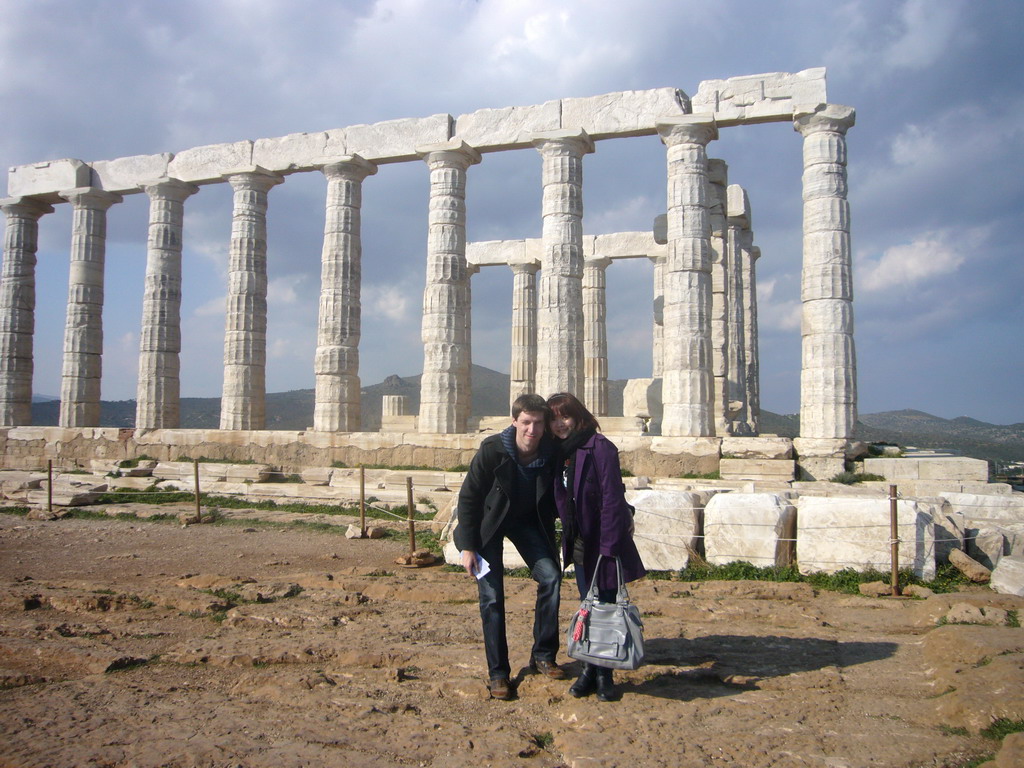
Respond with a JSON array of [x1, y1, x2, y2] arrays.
[[561, 88, 690, 138], [167, 141, 254, 183], [991, 555, 1024, 596], [346, 114, 453, 163], [299, 467, 332, 486], [380, 415, 417, 432], [454, 101, 560, 151], [252, 131, 330, 173], [933, 508, 966, 564], [467, 238, 539, 267], [864, 457, 989, 482], [589, 231, 664, 260], [622, 378, 662, 420], [704, 493, 796, 567], [90, 153, 172, 193], [626, 489, 706, 570], [720, 436, 793, 460], [7, 159, 91, 198], [796, 496, 936, 579], [692, 68, 827, 126], [600, 417, 646, 435], [940, 492, 1024, 525], [949, 548, 992, 583], [720, 458, 795, 482]]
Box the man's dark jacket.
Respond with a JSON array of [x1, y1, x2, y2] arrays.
[[454, 431, 558, 556]]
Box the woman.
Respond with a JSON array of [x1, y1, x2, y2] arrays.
[[547, 392, 646, 702]]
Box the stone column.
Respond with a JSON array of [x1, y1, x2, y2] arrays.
[[533, 130, 594, 398], [58, 188, 122, 427], [794, 104, 857, 440], [136, 179, 198, 429], [583, 255, 611, 416], [656, 117, 717, 437], [461, 262, 479, 428], [726, 184, 751, 435], [707, 159, 730, 436], [650, 254, 665, 378], [313, 156, 376, 432], [509, 261, 539, 404], [745, 245, 761, 435], [0, 198, 53, 425], [416, 140, 480, 434], [219, 169, 283, 431]]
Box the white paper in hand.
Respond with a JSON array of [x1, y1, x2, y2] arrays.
[[474, 554, 491, 580]]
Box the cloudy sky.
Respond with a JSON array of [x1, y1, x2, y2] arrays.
[[1, 0, 1021, 424]]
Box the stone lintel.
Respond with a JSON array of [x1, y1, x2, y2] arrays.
[[454, 100, 562, 152], [692, 68, 828, 127], [589, 231, 664, 260], [466, 239, 541, 268], [168, 141, 255, 184], [347, 113, 454, 164], [7, 159, 91, 202], [561, 87, 691, 140], [252, 131, 330, 174], [90, 153, 173, 194]]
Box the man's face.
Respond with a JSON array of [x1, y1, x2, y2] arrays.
[[512, 410, 546, 455]]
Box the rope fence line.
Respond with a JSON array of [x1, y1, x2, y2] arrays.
[[18, 464, 1018, 582]]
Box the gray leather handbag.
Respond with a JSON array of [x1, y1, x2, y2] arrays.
[[566, 555, 645, 670]]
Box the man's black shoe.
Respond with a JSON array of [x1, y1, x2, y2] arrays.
[[489, 676, 513, 700]]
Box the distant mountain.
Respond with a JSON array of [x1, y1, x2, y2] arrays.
[[29, 375, 1023, 467], [759, 409, 1024, 468]]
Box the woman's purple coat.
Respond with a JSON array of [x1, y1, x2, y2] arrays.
[[553, 432, 646, 591]]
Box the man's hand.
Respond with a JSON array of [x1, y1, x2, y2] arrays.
[[461, 549, 478, 577]]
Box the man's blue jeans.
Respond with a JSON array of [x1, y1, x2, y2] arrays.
[[476, 521, 561, 680]]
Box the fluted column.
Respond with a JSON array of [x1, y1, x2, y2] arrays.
[[220, 169, 283, 431], [461, 262, 478, 428], [657, 117, 717, 437], [707, 159, 730, 436], [726, 184, 751, 435], [58, 188, 122, 427], [583, 255, 610, 416], [417, 140, 480, 434], [136, 179, 198, 429], [509, 261, 539, 405], [794, 104, 856, 440], [745, 245, 761, 434], [0, 198, 53, 425], [314, 156, 376, 432], [650, 254, 665, 378], [533, 130, 594, 398]]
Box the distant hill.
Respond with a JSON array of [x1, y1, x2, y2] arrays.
[[28, 372, 1023, 467], [759, 409, 1024, 468]]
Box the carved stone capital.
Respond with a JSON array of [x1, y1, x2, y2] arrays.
[[793, 104, 856, 136], [0, 197, 54, 219], [58, 187, 122, 210], [584, 255, 612, 270], [223, 167, 284, 192], [656, 116, 718, 147], [321, 155, 378, 182], [141, 177, 199, 203], [531, 129, 595, 157], [416, 139, 481, 170], [509, 261, 540, 276]]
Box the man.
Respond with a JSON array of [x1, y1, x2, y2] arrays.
[[455, 393, 567, 699]]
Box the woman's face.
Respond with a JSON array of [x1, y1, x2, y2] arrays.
[[550, 412, 576, 440]]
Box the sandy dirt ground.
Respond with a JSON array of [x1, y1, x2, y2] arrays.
[[1, 507, 1020, 768]]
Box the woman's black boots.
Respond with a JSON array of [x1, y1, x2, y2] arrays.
[[595, 667, 619, 702], [569, 663, 597, 698]]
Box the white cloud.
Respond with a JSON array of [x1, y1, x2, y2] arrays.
[[857, 229, 982, 293], [268, 274, 307, 306], [193, 295, 227, 317], [882, 0, 967, 70], [364, 283, 413, 323], [755, 277, 802, 332]]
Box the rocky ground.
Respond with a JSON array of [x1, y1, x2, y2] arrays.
[[1, 506, 1022, 768]]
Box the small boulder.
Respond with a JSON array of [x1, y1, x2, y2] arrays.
[[858, 581, 892, 597], [949, 548, 992, 583], [944, 602, 1009, 626], [991, 555, 1024, 597]]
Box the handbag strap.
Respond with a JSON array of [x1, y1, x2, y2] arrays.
[[584, 554, 631, 605]]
